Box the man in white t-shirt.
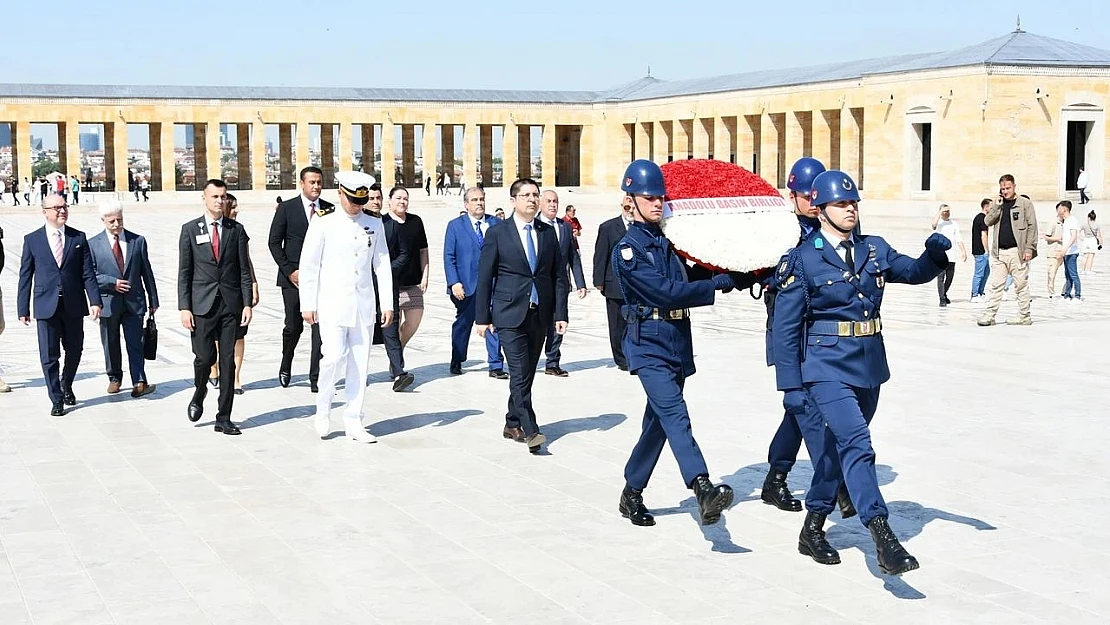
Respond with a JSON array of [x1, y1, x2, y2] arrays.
[[1077, 168, 1089, 204], [932, 204, 968, 306], [1058, 200, 1082, 300]]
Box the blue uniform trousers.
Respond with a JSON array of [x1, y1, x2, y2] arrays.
[[802, 381, 887, 525], [450, 295, 502, 370], [623, 364, 709, 490], [767, 397, 804, 473], [99, 309, 147, 385]]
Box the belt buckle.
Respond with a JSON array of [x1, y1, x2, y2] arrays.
[[856, 321, 873, 336], [667, 309, 681, 320], [837, 321, 851, 337]]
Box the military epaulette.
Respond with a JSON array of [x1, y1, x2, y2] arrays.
[[316, 205, 335, 217], [776, 251, 799, 289], [361, 208, 380, 217]]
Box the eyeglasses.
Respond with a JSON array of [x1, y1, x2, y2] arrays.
[[512, 192, 540, 199], [44, 205, 70, 212]]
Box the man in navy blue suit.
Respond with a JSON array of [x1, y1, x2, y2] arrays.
[[88, 200, 160, 398], [17, 195, 103, 416], [474, 178, 570, 454], [537, 190, 587, 377], [443, 187, 505, 378]]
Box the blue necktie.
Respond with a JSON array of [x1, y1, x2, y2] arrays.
[[524, 224, 538, 304], [474, 219, 484, 248]]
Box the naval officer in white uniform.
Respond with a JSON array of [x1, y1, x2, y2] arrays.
[[299, 171, 394, 442]]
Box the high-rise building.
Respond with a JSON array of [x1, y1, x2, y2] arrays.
[[79, 131, 102, 151]]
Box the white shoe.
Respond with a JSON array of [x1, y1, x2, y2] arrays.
[[345, 416, 376, 443], [0, 377, 11, 393], [314, 411, 331, 439]]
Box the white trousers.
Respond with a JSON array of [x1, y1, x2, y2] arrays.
[[315, 317, 373, 433]]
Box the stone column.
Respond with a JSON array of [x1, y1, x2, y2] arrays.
[[579, 122, 595, 186], [338, 121, 353, 176], [541, 123, 556, 188], [502, 121, 518, 185], [813, 110, 835, 169], [63, 119, 81, 180], [786, 111, 806, 171], [441, 124, 455, 182], [251, 120, 266, 191], [479, 125, 493, 185], [158, 122, 175, 191], [321, 124, 336, 186], [652, 121, 669, 163], [380, 119, 395, 187], [14, 121, 32, 185], [111, 121, 130, 194], [279, 124, 294, 188], [842, 108, 863, 185], [206, 121, 221, 187], [463, 122, 478, 191], [692, 118, 711, 159], [634, 121, 650, 160], [236, 123, 252, 189], [360, 124, 375, 176], [295, 122, 310, 178], [760, 113, 780, 187], [517, 125, 531, 179], [401, 124, 417, 187], [673, 120, 690, 159], [741, 115, 759, 173], [194, 123, 208, 186], [713, 117, 730, 162]]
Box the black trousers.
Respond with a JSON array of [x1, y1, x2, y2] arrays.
[[192, 297, 241, 421], [605, 297, 628, 369], [36, 296, 83, 405], [936, 262, 956, 300], [500, 308, 545, 437], [280, 286, 321, 380], [380, 312, 405, 378]]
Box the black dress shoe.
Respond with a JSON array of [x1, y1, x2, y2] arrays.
[[187, 391, 205, 422], [544, 366, 569, 377], [50, 402, 65, 417], [691, 475, 734, 526], [488, 369, 509, 380], [234, 388, 244, 395], [278, 370, 291, 388], [761, 469, 803, 512], [392, 372, 415, 392], [502, 426, 525, 442], [62, 388, 77, 406], [214, 421, 242, 435], [209, 377, 219, 388], [617, 364, 629, 372], [619, 486, 656, 527], [868, 516, 919, 575], [310, 379, 319, 393], [449, 363, 463, 375], [798, 511, 841, 565], [837, 485, 857, 519]]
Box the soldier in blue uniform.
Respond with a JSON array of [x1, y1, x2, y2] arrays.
[[772, 170, 950, 575], [614, 159, 738, 528]]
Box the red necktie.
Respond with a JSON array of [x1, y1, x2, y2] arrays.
[[211, 222, 220, 261], [112, 235, 125, 273]]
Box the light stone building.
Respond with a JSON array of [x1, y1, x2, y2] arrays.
[[1, 29, 1107, 201]]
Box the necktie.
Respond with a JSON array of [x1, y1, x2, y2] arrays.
[[52, 230, 64, 267], [551, 218, 560, 242], [842, 240, 855, 273], [474, 220, 484, 248], [524, 224, 538, 304], [211, 221, 220, 262], [112, 235, 125, 273], [309, 201, 316, 221]]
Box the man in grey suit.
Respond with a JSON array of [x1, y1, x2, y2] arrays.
[[538, 190, 586, 376], [88, 200, 159, 397]]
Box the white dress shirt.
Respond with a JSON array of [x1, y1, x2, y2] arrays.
[[302, 195, 319, 222], [105, 229, 128, 258], [542, 216, 561, 242], [472, 216, 489, 238], [516, 219, 539, 262]]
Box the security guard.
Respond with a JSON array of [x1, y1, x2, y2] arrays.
[[614, 159, 737, 528], [299, 170, 394, 443], [772, 170, 949, 575]]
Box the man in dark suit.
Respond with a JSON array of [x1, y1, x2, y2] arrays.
[[268, 166, 332, 391], [537, 189, 586, 377], [475, 178, 570, 454], [592, 199, 634, 371], [178, 179, 254, 435], [17, 195, 103, 416], [88, 201, 159, 398], [443, 187, 505, 378]]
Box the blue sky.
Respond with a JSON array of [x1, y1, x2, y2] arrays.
[[1, 1, 1105, 91]]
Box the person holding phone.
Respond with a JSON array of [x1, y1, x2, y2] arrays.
[[977, 174, 1038, 327]]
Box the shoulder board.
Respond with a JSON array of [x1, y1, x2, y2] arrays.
[[360, 209, 379, 217], [317, 206, 335, 217]]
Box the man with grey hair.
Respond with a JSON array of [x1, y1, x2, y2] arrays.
[[88, 200, 160, 397]]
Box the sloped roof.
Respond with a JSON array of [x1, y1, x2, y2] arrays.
[[1, 31, 1106, 105]]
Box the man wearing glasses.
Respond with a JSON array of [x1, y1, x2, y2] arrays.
[[17, 195, 103, 416]]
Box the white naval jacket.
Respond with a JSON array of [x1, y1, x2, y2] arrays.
[[299, 209, 393, 327]]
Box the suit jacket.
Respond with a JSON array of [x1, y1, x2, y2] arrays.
[[543, 217, 587, 290], [592, 215, 628, 300], [177, 216, 253, 316], [299, 210, 392, 328], [17, 225, 102, 319], [269, 196, 335, 288], [443, 213, 501, 297], [475, 217, 569, 329], [88, 229, 159, 318]]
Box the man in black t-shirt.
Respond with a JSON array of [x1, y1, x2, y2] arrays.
[[381, 186, 429, 391], [970, 198, 991, 299], [978, 174, 1038, 326]]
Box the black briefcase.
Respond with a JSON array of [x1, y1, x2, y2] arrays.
[[143, 312, 158, 360]]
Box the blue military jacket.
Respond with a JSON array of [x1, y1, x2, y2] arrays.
[[764, 214, 820, 365], [772, 231, 945, 390], [613, 222, 716, 376]]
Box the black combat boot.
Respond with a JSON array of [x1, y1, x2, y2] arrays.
[[761, 469, 802, 511], [868, 516, 920, 575], [798, 511, 841, 565], [837, 484, 857, 519], [618, 486, 655, 527], [691, 475, 734, 525]]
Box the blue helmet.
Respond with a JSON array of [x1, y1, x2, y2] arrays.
[[620, 159, 666, 197], [786, 157, 826, 194], [809, 170, 860, 207]]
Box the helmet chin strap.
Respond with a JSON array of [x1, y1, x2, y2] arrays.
[[820, 206, 855, 235], [629, 193, 653, 224]]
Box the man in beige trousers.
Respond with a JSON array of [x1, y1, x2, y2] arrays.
[[978, 174, 1038, 326]]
